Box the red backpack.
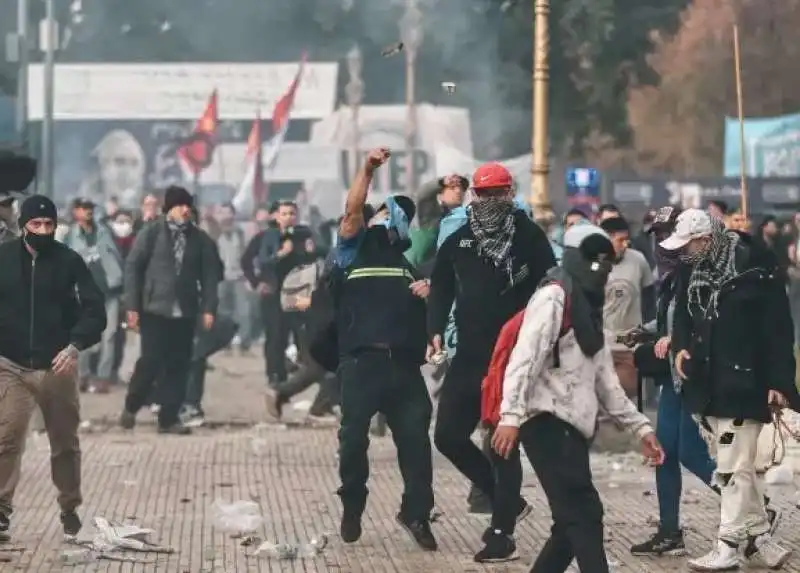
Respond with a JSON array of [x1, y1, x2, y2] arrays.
[[480, 282, 572, 427]]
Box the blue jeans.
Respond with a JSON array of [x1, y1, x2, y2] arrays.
[[655, 379, 716, 533]]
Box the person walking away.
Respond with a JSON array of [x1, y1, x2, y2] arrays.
[[0, 194, 106, 541], [664, 209, 796, 570], [63, 198, 124, 394], [598, 216, 654, 397], [427, 162, 556, 562], [120, 185, 220, 435], [332, 147, 436, 550], [491, 223, 664, 573], [241, 201, 316, 385], [215, 203, 253, 351]]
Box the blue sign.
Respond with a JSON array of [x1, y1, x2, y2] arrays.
[[566, 167, 600, 206], [724, 113, 800, 177]]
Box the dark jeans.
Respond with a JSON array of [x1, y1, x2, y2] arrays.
[[656, 379, 715, 533], [337, 349, 434, 522], [184, 359, 207, 412], [521, 414, 608, 573], [433, 355, 523, 534], [260, 295, 293, 383], [124, 313, 195, 427]]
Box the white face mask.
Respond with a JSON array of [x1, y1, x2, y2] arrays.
[[111, 221, 133, 237]]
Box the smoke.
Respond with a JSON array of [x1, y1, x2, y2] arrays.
[[57, 0, 533, 159]]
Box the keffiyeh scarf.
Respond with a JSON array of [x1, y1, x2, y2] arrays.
[[683, 217, 740, 317], [167, 220, 190, 273], [468, 197, 516, 283]]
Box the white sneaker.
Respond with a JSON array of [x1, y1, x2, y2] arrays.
[[688, 541, 740, 571], [746, 534, 791, 569]]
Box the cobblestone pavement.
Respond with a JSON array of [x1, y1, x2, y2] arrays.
[[7, 339, 800, 572]]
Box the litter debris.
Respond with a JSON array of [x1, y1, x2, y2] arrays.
[[765, 463, 794, 485], [211, 500, 263, 535], [381, 42, 404, 57], [252, 534, 328, 560], [90, 517, 173, 553], [441, 82, 456, 94], [240, 535, 261, 547]]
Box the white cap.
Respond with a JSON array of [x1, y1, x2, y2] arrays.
[[563, 222, 609, 248], [659, 208, 712, 251]]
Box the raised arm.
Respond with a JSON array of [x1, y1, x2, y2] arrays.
[[339, 147, 391, 240]]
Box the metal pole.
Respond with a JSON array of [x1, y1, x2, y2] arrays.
[[530, 0, 553, 223], [733, 24, 748, 220], [15, 0, 29, 144], [41, 0, 55, 198], [405, 45, 416, 198]]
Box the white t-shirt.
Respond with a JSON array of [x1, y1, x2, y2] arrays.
[[604, 248, 654, 350]]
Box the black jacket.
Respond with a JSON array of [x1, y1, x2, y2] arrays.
[[124, 219, 220, 318], [428, 211, 556, 366], [0, 238, 107, 369], [241, 224, 316, 290], [672, 233, 800, 421]]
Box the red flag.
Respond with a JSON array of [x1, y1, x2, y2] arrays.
[[177, 89, 219, 175], [232, 112, 267, 211]]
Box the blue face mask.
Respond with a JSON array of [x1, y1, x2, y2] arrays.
[[379, 196, 410, 241]]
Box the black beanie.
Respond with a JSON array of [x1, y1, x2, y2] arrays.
[[19, 194, 57, 227], [162, 185, 194, 214]]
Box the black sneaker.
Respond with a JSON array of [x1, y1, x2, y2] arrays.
[[395, 513, 437, 551], [630, 529, 686, 556], [119, 410, 135, 430], [340, 512, 362, 543], [474, 529, 519, 563], [60, 510, 82, 537], [157, 423, 192, 435], [0, 511, 9, 542]]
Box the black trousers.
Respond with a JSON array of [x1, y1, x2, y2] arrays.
[[124, 313, 195, 427], [521, 414, 608, 573], [337, 349, 434, 522], [184, 358, 207, 411], [433, 353, 523, 534]]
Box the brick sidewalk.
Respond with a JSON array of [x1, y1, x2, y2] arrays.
[[12, 339, 797, 571], [5, 422, 800, 572]]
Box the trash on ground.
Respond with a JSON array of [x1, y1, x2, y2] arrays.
[[240, 535, 261, 547], [765, 463, 794, 485], [70, 517, 174, 555], [211, 500, 263, 535], [252, 534, 328, 560]]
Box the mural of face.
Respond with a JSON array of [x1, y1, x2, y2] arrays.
[[93, 129, 146, 210]]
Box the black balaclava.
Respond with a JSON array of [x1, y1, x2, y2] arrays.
[[554, 223, 615, 357]]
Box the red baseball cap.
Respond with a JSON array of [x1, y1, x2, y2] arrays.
[[471, 162, 512, 190]]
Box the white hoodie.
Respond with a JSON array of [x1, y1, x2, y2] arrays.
[[499, 283, 653, 440]]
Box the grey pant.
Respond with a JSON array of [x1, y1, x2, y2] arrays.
[[218, 279, 254, 347], [78, 296, 120, 380]]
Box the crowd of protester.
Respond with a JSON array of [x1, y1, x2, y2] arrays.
[[5, 142, 800, 570]]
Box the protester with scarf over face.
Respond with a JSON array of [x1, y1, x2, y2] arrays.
[[665, 209, 797, 570], [427, 162, 556, 563], [491, 223, 663, 573], [331, 148, 436, 552], [629, 206, 775, 557], [121, 186, 219, 435]]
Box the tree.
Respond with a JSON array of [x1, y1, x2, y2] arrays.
[[615, 0, 800, 175]]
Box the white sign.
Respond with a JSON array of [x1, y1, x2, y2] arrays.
[[305, 104, 474, 217], [27, 63, 339, 121]]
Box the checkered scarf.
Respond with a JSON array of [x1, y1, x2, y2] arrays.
[[683, 216, 740, 317], [167, 220, 190, 273], [468, 197, 516, 283]]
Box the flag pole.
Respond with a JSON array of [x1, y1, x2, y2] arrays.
[[733, 24, 748, 220]]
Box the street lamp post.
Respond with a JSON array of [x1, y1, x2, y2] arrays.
[[345, 45, 364, 181], [530, 0, 553, 223], [15, 0, 29, 145], [40, 0, 56, 198], [400, 0, 423, 198]]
